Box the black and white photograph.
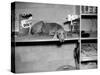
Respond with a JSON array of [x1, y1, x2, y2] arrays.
[[11, 1, 98, 73]]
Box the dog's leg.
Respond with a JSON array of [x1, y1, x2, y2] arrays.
[[53, 33, 58, 39]]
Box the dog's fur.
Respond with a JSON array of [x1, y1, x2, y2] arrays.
[[31, 21, 66, 42], [31, 21, 44, 34]]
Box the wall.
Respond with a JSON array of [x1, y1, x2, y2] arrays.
[[15, 44, 76, 73], [81, 19, 97, 32]]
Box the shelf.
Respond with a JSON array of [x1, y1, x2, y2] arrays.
[[13, 38, 79, 46], [81, 13, 97, 16], [81, 39, 97, 43], [15, 38, 79, 42], [12, 33, 79, 46], [63, 18, 80, 25], [81, 41, 97, 62], [13, 32, 80, 43], [81, 56, 97, 62], [81, 38, 97, 40], [81, 14, 97, 19]]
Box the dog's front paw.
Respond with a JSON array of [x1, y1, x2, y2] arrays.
[[53, 33, 58, 39]]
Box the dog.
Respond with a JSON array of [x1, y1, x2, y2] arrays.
[[31, 21, 66, 42]]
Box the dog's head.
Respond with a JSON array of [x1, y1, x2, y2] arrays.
[[56, 29, 66, 42]]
